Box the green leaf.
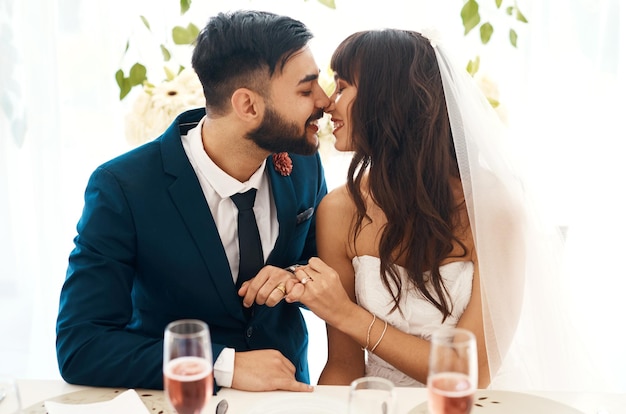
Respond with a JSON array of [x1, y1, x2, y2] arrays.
[[115, 70, 131, 100], [140, 15, 150, 31], [480, 22, 494, 44], [317, 0, 336, 9], [461, 0, 481, 35], [129, 63, 147, 86], [495, 0, 502, 8], [164, 66, 176, 81], [466, 56, 480, 76], [172, 26, 191, 44], [487, 97, 500, 108], [188, 23, 200, 40], [509, 29, 518, 47], [506, 6, 514, 15], [115, 69, 125, 89], [516, 9, 529, 23], [160, 44, 171, 62], [119, 82, 131, 100], [180, 0, 191, 15], [172, 23, 200, 45]]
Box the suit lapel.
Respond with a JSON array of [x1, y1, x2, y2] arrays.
[[266, 162, 297, 264], [161, 113, 248, 321]]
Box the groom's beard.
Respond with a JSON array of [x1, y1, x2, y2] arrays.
[[246, 105, 321, 156]]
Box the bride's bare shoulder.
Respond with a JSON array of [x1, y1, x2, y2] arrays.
[[318, 185, 354, 216]]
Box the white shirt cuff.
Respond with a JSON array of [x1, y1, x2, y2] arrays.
[[213, 347, 235, 388]]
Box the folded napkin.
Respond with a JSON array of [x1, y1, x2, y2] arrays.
[[45, 389, 150, 414]]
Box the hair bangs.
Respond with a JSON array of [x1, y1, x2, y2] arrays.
[[330, 32, 366, 85]]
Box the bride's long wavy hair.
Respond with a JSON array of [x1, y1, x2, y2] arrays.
[[330, 29, 467, 320]]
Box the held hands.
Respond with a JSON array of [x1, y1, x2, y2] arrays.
[[238, 265, 297, 308], [238, 258, 353, 327], [284, 258, 354, 326]]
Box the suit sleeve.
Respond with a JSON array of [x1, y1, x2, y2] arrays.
[[56, 166, 228, 390]]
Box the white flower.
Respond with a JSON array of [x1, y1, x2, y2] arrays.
[[124, 68, 205, 146], [475, 73, 508, 125], [420, 27, 444, 48]]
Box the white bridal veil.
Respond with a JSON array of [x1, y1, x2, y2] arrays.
[[432, 38, 603, 391]]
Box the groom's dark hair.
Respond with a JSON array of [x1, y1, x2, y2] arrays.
[[192, 10, 313, 115]]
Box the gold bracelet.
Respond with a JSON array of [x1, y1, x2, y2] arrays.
[[370, 320, 388, 353], [361, 313, 377, 351]]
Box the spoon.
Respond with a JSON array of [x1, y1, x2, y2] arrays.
[[215, 398, 229, 414]]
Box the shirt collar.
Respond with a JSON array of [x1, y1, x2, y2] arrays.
[[187, 117, 267, 199]]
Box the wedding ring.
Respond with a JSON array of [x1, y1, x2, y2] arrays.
[[284, 264, 302, 273], [300, 276, 313, 284], [275, 283, 287, 296]]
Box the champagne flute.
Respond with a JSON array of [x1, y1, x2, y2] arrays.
[[163, 319, 213, 414], [427, 327, 477, 414]]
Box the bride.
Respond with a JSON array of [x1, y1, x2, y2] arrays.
[[242, 28, 599, 390], [286, 29, 492, 387]]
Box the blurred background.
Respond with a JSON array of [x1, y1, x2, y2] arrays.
[[1, 0, 624, 389]]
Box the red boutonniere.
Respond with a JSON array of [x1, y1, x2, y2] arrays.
[[272, 152, 293, 176]]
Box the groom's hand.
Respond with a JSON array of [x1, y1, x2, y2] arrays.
[[232, 349, 313, 392], [238, 265, 297, 307]]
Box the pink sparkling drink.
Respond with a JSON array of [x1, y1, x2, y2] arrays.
[[164, 356, 213, 414], [427, 372, 475, 414]]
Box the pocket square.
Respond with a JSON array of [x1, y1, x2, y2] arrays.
[[296, 207, 314, 224]]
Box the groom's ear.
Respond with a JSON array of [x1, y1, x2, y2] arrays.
[[231, 88, 264, 125]]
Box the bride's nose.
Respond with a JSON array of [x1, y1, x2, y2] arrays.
[[324, 100, 335, 113]]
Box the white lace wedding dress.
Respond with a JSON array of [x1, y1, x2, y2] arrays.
[[352, 255, 474, 387]]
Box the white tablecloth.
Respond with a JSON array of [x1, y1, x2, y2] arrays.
[[17, 379, 626, 413]]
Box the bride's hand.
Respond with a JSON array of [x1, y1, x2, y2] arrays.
[[284, 257, 354, 325]]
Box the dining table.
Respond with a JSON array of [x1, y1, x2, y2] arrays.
[[16, 378, 626, 413]]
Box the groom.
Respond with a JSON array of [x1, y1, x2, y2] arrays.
[[55, 10, 330, 391]]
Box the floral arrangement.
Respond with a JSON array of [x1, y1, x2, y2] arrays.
[[119, 0, 336, 148], [124, 68, 205, 146], [120, 1, 520, 147], [116, 0, 335, 101]]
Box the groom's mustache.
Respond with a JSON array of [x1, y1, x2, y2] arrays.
[[307, 109, 324, 124]]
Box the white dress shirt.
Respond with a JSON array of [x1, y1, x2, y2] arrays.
[[182, 116, 279, 387]]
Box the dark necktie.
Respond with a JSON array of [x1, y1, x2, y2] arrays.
[[230, 189, 264, 289]]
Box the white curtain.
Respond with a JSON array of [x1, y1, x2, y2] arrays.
[[0, 0, 132, 378], [522, 0, 626, 390], [1, 0, 624, 389]]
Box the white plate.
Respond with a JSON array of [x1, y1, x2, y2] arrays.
[[245, 394, 348, 414], [22, 388, 170, 414], [408, 390, 584, 414]]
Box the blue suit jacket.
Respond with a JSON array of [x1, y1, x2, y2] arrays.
[[56, 108, 327, 389]]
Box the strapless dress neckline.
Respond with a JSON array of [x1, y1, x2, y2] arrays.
[[352, 255, 474, 387]]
